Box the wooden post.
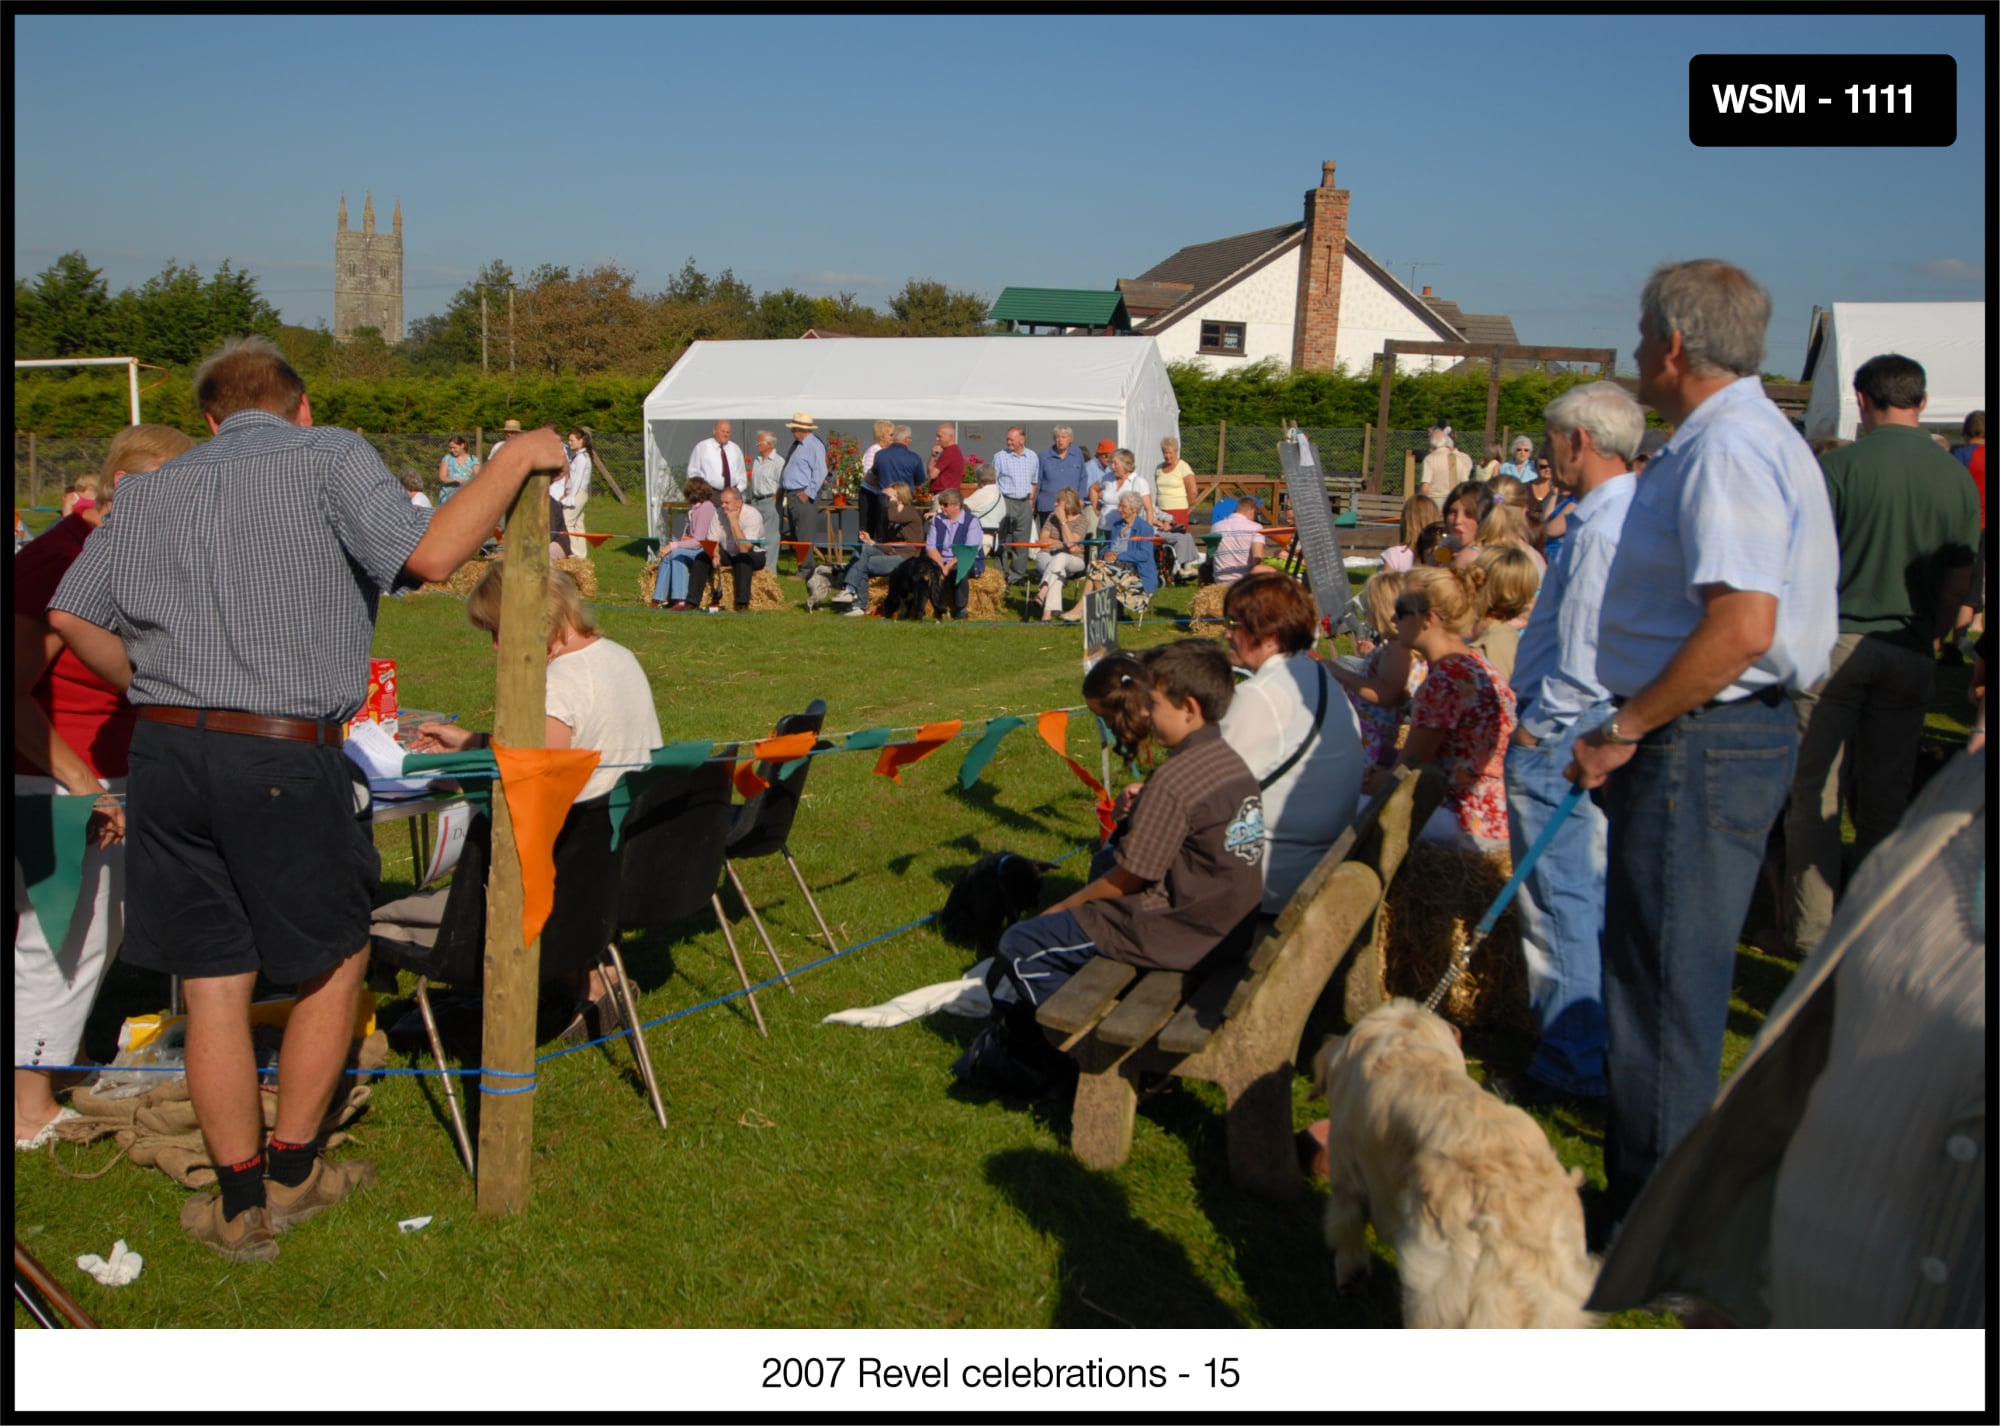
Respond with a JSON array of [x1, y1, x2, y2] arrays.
[[1371, 342, 1397, 491], [1402, 448, 1416, 496], [476, 471, 551, 1217], [1484, 345, 1503, 459], [475, 426, 483, 462], [27, 432, 38, 509], [1215, 420, 1227, 477], [1360, 423, 1371, 482]]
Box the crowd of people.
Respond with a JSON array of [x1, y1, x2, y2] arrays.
[[655, 419, 1235, 614], [11, 259, 1988, 1325]]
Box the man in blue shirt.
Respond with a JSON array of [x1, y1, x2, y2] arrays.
[[1036, 426, 1089, 524], [778, 411, 828, 578], [990, 425, 1039, 587], [1569, 260, 1838, 1239], [1490, 382, 1642, 1112], [872, 423, 926, 499]]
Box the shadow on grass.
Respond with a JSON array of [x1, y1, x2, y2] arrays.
[[984, 1146, 1246, 1329], [951, 780, 1067, 840]]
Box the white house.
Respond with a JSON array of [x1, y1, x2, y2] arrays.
[[1118, 161, 1518, 377]]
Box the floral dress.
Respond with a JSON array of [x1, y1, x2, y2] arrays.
[[1349, 646, 1428, 767], [1408, 650, 1517, 845]]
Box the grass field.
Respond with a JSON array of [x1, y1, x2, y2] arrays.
[[12, 485, 1980, 1330]]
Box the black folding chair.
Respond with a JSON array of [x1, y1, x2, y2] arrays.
[[723, 700, 840, 966], [616, 758, 778, 1038]]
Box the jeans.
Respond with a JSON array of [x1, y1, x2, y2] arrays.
[[999, 495, 1034, 583], [1599, 689, 1795, 1226], [784, 491, 824, 576], [751, 496, 780, 571], [843, 549, 909, 601], [1782, 632, 1934, 957], [653, 548, 707, 604], [1503, 707, 1612, 1097]]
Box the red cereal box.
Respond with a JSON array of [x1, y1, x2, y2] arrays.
[[346, 658, 400, 739]]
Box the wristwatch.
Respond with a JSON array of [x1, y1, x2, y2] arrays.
[[1600, 716, 1641, 746]]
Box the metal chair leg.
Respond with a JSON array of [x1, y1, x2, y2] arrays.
[[725, 858, 793, 991], [711, 894, 768, 1037], [781, 846, 843, 959], [600, 942, 668, 1129], [416, 978, 475, 1176]]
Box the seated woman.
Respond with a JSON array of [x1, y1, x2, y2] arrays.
[[1380, 494, 1440, 573], [1363, 565, 1517, 854], [1035, 487, 1089, 622], [1208, 497, 1267, 585], [650, 477, 720, 610], [1218, 572, 1365, 915], [1467, 544, 1541, 685], [1331, 569, 1429, 780], [1063, 492, 1156, 621], [411, 566, 664, 1041]]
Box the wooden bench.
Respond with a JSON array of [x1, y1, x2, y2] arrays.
[[1034, 764, 1446, 1200]]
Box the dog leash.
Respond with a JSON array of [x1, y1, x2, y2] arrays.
[[1420, 783, 1587, 1013]]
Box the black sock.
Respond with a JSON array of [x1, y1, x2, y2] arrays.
[[216, 1152, 267, 1220], [267, 1137, 318, 1189]]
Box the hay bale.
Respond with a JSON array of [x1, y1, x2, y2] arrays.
[[964, 568, 1012, 621], [553, 556, 596, 600], [1187, 583, 1229, 635], [425, 556, 496, 596], [1377, 842, 1531, 1030], [641, 556, 788, 610]]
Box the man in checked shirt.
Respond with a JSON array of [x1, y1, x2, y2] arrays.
[[50, 336, 567, 1262]]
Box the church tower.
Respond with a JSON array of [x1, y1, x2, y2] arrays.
[[333, 192, 404, 342]]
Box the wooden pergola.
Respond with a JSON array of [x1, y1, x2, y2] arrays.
[[1368, 340, 1616, 491]]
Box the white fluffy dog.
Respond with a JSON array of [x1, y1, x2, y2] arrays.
[[1311, 999, 1599, 1328]]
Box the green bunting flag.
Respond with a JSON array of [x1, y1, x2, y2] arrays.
[[607, 740, 715, 849], [401, 749, 500, 778], [953, 546, 978, 582], [15, 795, 99, 956], [957, 715, 1026, 790], [842, 727, 894, 751]]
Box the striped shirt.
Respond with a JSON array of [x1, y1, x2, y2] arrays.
[[50, 409, 432, 720]]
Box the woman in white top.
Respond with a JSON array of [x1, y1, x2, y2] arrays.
[[561, 428, 597, 541], [1101, 448, 1158, 526], [1216, 571, 1365, 914], [411, 565, 663, 1039]]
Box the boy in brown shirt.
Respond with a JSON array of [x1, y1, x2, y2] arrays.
[[957, 641, 1266, 1095]]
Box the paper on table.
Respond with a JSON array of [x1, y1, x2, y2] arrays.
[[341, 720, 434, 797]]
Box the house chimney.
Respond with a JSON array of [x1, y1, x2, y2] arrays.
[[1422, 285, 1433, 297], [1291, 160, 1350, 372]]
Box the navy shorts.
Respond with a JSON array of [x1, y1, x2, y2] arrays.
[[123, 721, 378, 984]]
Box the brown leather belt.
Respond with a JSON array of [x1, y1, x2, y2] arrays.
[[137, 706, 347, 745]]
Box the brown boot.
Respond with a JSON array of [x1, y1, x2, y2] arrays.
[[180, 1194, 279, 1263], [266, 1155, 377, 1232]]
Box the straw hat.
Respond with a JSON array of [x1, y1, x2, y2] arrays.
[[501, 419, 525, 434], [785, 412, 817, 431]]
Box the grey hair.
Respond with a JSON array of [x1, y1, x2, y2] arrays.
[[892, 424, 912, 442], [1511, 435, 1534, 452], [1429, 430, 1455, 450], [1053, 424, 1072, 438], [755, 428, 775, 445], [1640, 258, 1770, 378], [1117, 491, 1141, 514], [1160, 435, 1180, 451], [1544, 381, 1646, 462], [1113, 447, 1136, 473]]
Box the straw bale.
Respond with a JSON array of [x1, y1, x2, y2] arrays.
[[426, 555, 592, 600], [1377, 842, 1531, 1030], [553, 556, 596, 601], [641, 556, 791, 611], [964, 568, 1012, 621], [1187, 583, 1230, 635]]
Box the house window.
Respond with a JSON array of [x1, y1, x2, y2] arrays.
[[1199, 321, 1246, 356]]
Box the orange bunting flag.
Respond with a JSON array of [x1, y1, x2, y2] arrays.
[[734, 760, 770, 800], [699, 539, 719, 560], [492, 743, 603, 948], [752, 731, 818, 764], [1037, 710, 1118, 839], [872, 720, 962, 784]]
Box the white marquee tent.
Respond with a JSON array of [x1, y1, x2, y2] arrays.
[[1801, 302, 1987, 440], [640, 336, 1181, 541]]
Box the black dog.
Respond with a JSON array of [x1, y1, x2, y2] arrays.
[[939, 851, 1049, 955], [883, 555, 951, 620]]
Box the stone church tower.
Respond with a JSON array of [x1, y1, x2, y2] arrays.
[[333, 193, 403, 343]]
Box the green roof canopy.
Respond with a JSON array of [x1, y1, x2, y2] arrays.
[[988, 287, 1131, 330]]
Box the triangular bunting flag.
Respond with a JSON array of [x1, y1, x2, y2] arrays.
[[492, 743, 602, 948], [957, 715, 1025, 790], [734, 760, 770, 799], [843, 727, 894, 751], [14, 795, 99, 956], [1037, 709, 1116, 838], [953, 546, 978, 582], [753, 731, 818, 764], [873, 720, 962, 784], [605, 740, 715, 849]]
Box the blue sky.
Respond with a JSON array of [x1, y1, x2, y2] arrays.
[[12, 12, 1987, 375]]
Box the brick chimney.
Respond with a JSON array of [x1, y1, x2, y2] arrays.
[[1291, 160, 1350, 372]]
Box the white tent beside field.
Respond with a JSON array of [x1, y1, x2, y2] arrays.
[[639, 336, 1181, 542], [1801, 301, 1987, 441]]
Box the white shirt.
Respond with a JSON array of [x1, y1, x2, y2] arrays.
[[544, 637, 663, 805], [409, 490, 433, 508], [717, 503, 765, 555], [687, 437, 746, 491], [1596, 376, 1840, 701], [1219, 652, 1365, 913], [563, 451, 591, 510], [1106, 470, 1152, 511]]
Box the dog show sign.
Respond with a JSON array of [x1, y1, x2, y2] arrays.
[[1082, 586, 1118, 665]]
